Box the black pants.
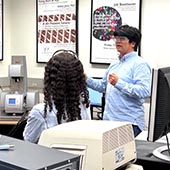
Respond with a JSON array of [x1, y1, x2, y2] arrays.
[[132, 124, 141, 137]]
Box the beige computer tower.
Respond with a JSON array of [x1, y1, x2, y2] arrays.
[[38, 120, 136, 170]]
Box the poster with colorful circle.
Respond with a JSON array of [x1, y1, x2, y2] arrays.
[[93, 6, 122, 41], [90, 0, 141, 64]]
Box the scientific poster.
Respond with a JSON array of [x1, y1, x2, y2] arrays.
[[37, 0, 78, 63], [0, 0, 2, 61], [90, 0, 141, 64]]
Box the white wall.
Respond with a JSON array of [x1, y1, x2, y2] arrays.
[[140, 0, 170, 69], [1, 0, 170, 78]]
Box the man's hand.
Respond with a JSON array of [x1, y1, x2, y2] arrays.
[[108, 73, 119, 85]]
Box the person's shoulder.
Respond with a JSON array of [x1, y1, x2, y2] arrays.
[[32, 103, 45, 111], [134, 56, 151, 72], [29, 103, 45, 117], [138, 56, 151, 66], [110, 59, 119, 66]]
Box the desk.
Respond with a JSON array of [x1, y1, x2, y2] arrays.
[[0, 117, 20, 135], [0, 111, 22, 124], [0, 119, 18, 125], [0, 135, 80, 170], [135, 140, 170, 169], [0, 111, 26, 136]]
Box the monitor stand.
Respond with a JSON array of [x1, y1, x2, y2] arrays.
[[153, 145, 170, 162]]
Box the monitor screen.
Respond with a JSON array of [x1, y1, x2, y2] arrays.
[[88, 87, 103, 106], [88, 77, 103, 106], [147, 67, 170, 162], [87, 77, 105, 119], [8, 98, 16, 104]]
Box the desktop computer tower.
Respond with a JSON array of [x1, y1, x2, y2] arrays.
[[0, 135, 80, 170]]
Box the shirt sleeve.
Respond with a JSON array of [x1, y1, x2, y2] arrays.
[[79, 102, 91, 120], [23, 109, 46, 143], [115, 62, 152, 99], [86, 77, 107, 93]]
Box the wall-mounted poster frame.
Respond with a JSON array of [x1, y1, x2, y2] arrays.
[[36, 0, 78, 63], [90, 0, 142, 64], [0, 0, 3, 61]]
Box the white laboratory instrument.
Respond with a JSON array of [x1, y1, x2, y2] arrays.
[[0, 56, 39, 115], [4, 94, 25, 113], [38, 120, 137, 170]]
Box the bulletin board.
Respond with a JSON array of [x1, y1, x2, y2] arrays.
[[90, 0, 141, 64], [36, 0, 78, 63], [0, 0, 3, 61]]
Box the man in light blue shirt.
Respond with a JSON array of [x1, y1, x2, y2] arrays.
[[87, 25, 152, 137]]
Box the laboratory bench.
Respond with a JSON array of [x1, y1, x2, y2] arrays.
[[0, 112, 21, 136]]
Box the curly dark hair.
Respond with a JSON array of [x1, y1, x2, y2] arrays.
[[43, 50, 89, 124]]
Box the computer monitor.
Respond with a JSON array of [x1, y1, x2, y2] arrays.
[[38, 120, 136, 170], [147, 67, 170, 161], [88, 87, 103, 106], [88, 77, 105, 119]]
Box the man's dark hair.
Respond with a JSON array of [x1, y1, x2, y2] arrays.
[[113, 25, 141, 51]]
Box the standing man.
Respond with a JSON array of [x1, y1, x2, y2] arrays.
[[87, 25, 151, 137]]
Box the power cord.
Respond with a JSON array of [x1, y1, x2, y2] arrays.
[[0, 85, 3, 91]]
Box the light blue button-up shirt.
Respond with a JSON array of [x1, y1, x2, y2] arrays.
[[87, 52, 152, 131]]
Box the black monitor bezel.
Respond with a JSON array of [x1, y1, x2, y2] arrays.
[[147, 67, 170, 142]]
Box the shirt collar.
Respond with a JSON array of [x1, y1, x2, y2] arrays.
[[119, 51, 137, 61]]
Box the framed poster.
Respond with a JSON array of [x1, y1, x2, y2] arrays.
[[90, 0, 141, 64], [36, 0, 78, 63], [0, 0, 3, 61]]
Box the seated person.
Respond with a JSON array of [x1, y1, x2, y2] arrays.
[[23, 50, 91, 143]]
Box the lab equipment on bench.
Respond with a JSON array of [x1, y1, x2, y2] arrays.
[[0, 56, 39, 117]]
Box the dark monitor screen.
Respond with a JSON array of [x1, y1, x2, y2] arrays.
[[147, 67, 170, 142], [147, 67, 170, 162]]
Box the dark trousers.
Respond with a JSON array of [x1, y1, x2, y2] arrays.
[[132, 124, 142, 137]]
